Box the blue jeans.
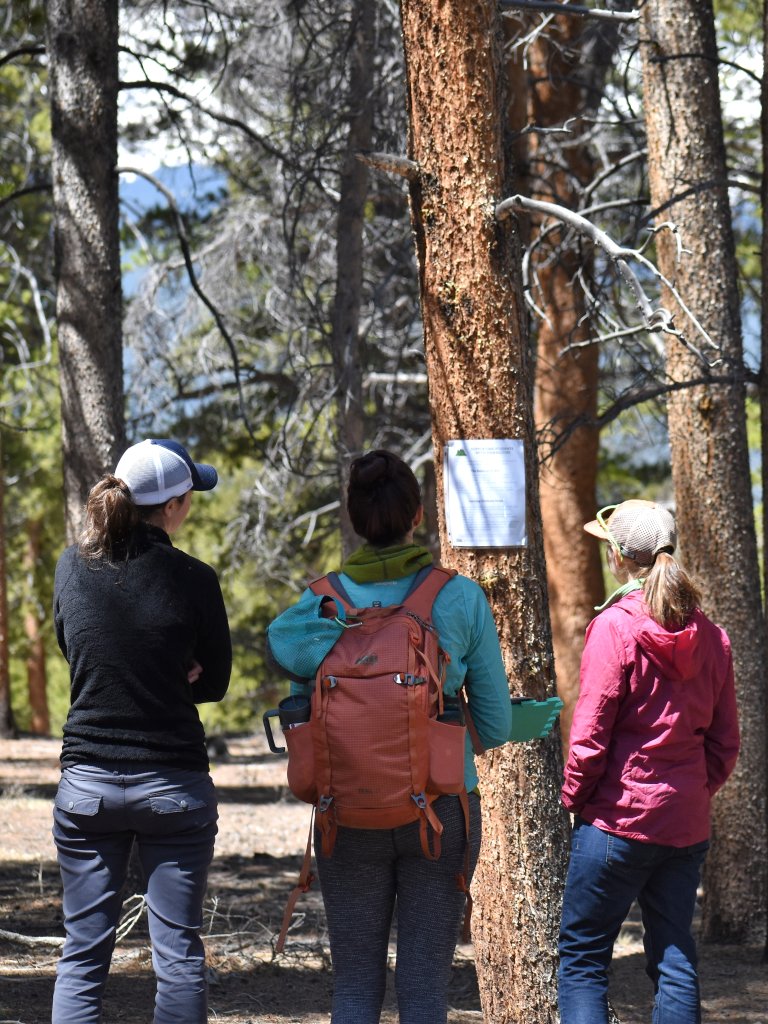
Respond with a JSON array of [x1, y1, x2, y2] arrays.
[[558, 818, 709, 1024], [51, 763, 218, 1024]]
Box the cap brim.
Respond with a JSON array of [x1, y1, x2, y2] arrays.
[[583, 519, 609, 541], [191, 463, 218, 491]]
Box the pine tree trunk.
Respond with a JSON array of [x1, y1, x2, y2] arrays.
[[24, 519, 49, 736], [761, 0, 768, 958], [45, 0, 125, 542], [522, 18, 605, 751], [331, 0, 374, 556], [0, 436, 15, 738], [400, 2, 569, 1019], [639, 0, 767, 943]]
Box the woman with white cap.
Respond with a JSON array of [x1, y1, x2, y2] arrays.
[[557, 500, 739, 1024], [51, 439, 231, 1024]]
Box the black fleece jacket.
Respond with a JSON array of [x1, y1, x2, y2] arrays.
[[54, 523, 231, 771]]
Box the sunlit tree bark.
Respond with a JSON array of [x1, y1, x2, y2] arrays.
[[0, 436, 14, 738], [400, 1, 568, 1018]]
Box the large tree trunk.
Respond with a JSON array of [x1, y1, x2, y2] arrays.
[[0, 436, 15, 738], [522, 16, 605, 750], [640, 0, 767, 943], [762, 0, 768, 958], [331, 0, 374, 556], [400, 2, 569, 1020], [24, 519, 49, 736], [46, 0, 125, 543]]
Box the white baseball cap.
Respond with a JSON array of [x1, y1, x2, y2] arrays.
[[114, 439, 218, 506]]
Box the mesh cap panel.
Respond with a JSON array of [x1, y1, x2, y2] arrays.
[[607, 501, 676, 565], [115, 440, 193, 505]]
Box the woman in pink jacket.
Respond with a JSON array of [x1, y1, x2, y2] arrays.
[[558, 500, 739, 1024]]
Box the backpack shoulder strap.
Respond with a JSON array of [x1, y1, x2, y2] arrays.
[[403, 565, 457, 619], [308, 572, 354, 613]]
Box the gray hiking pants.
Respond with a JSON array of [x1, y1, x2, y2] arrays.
[[316, 792, 482, 1024]]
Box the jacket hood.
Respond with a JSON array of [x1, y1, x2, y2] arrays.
[[614, 590, 706, 681]]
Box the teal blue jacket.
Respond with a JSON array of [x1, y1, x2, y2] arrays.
[[266, 571, 512, 791]]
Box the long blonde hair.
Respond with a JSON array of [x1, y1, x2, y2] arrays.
[[635, 551, 701, 628]]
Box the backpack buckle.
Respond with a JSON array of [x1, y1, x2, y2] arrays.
[[411, 792, 427, 810], [394, 673, 426, 687], [318, 795, 334, 813]]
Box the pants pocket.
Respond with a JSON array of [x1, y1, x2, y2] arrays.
[[54, 787, 103, 817]]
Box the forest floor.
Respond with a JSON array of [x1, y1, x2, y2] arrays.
[[0, 734, 765, 1024]]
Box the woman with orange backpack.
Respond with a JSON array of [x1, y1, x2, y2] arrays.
[[266, 449, 512, 1024]]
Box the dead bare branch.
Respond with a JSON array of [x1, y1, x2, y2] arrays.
[[0, 928, 63, 949], [117, 165, 258, 442], [356, 151, 420, 181], [497, 193, 719, 365], [499, 0, 639, 22]]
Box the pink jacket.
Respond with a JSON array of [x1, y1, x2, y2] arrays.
[[562, 589, 739, 846]]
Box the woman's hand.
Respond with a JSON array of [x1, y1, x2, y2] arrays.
[[187, 660, 203, 683]]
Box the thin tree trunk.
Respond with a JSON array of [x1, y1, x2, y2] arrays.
[[640, 0, 767, 943], [0, 435, 14, 738], [45, 0, 125, 542], [24, 519, 49, 736], [400, 2, 568, 1019], [331, 0, 375, 556]]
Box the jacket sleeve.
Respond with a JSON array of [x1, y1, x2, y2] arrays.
[[561, 614, 626, 814], [704, 639, 740, 795], [460, 584, 512, 751], [189, 564, 232, 704]]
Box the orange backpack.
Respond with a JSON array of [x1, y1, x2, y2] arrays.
[[276, 565, 481, 951]]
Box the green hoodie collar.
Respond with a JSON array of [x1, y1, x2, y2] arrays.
[[341, 543, 433, 583]]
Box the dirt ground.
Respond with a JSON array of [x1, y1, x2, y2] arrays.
[[0, 735, 765, 1024]]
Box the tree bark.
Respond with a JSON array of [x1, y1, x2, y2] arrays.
[[0, 435, 15, 738], [400, 2, 569, 1019], [521, 16, 605, 751], [639, 0, 767, 943], [46, 0, 125, 543], [331, 0, 375, 556], [24, 519, 49, 736], [761, 0, 768, 959]]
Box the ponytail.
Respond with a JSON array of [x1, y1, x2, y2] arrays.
[[641, 551, 701, 629], [78, 475, 138, 561]]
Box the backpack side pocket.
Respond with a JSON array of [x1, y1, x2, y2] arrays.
[[285, 723, 318, 804], [426, 717, 466, 795]]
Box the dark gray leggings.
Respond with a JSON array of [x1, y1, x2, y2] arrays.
[[315, 793, 482, 1024]]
